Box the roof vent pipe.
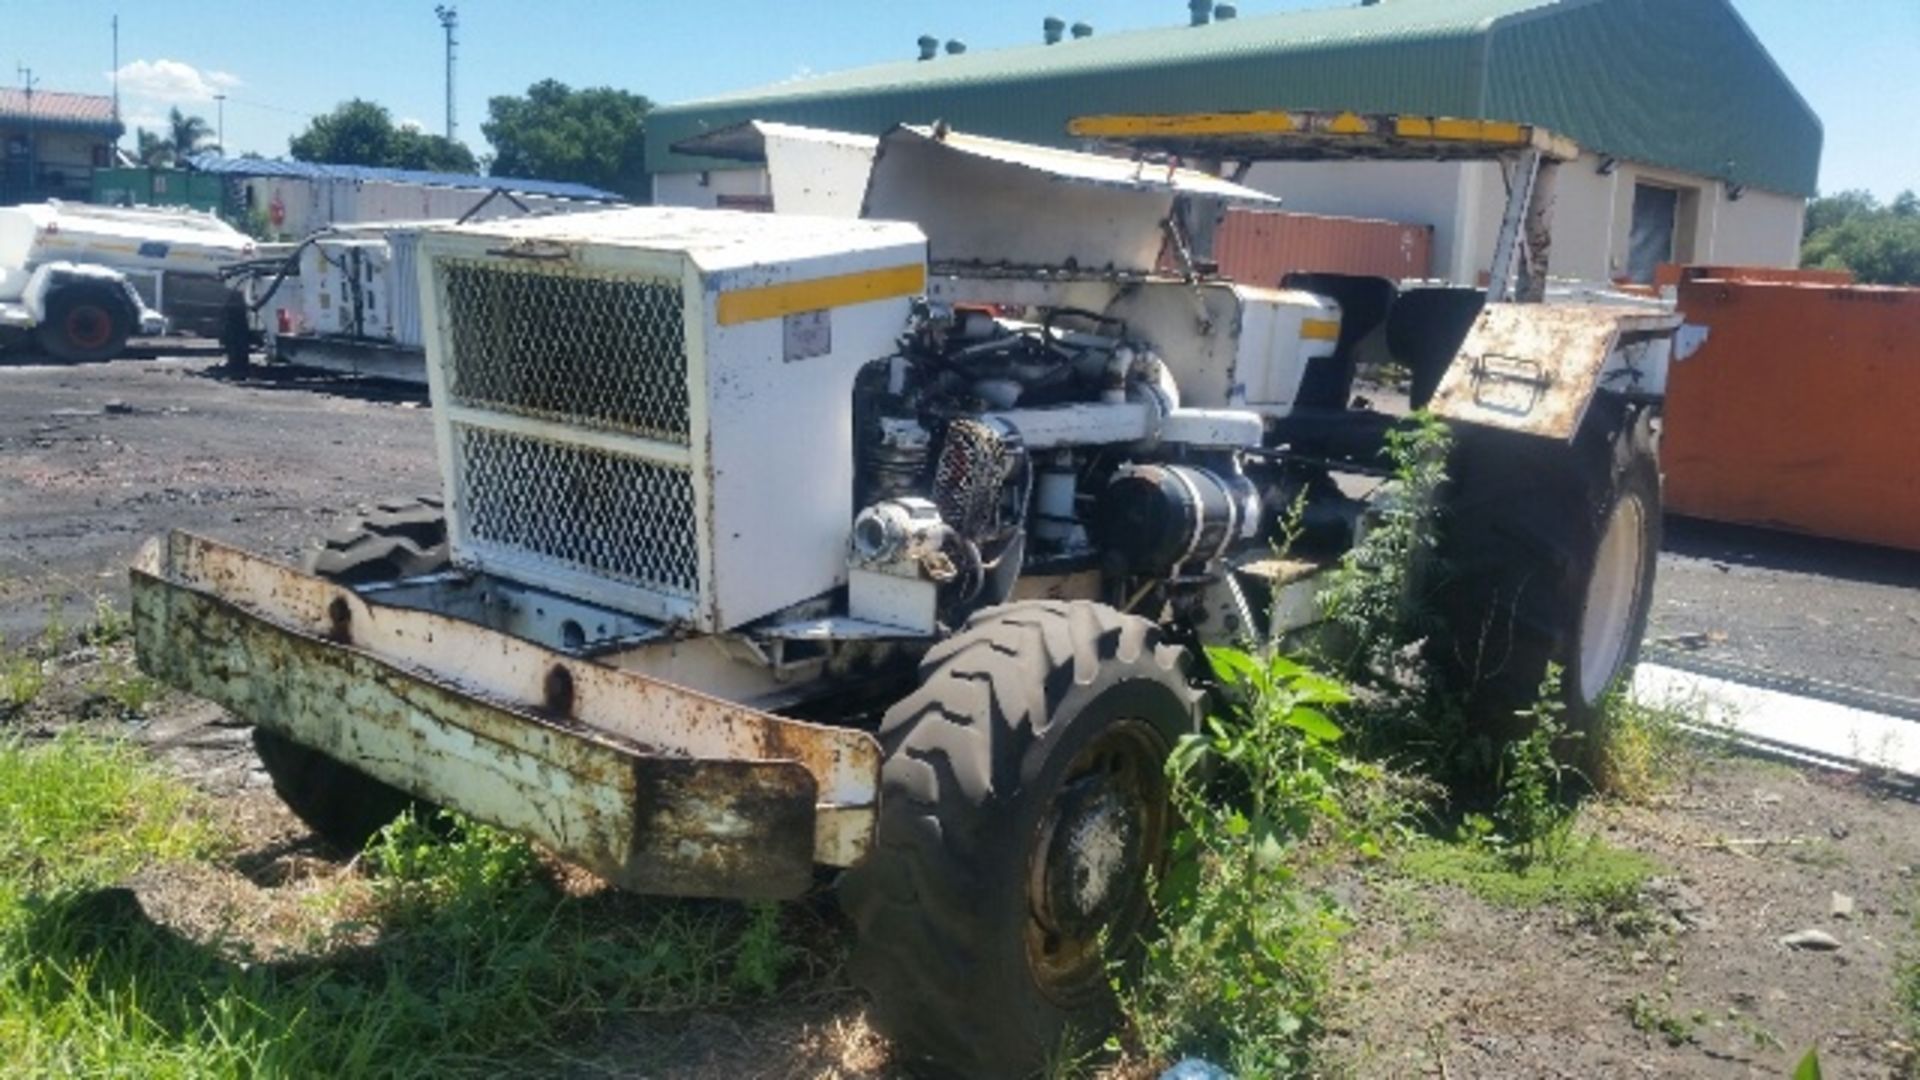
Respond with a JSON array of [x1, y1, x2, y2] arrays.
[[944, 39, 967, 55], [917, 35, 939, 60], [1188, 0, 1212, 26], [1043, 16, 1065, 44], [1071, 21, 1094, 38], [1215, 3, 1237, 19]]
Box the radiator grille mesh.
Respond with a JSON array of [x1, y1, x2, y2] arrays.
[[452, 424, 699, 599], [440, 259, 691, 443]]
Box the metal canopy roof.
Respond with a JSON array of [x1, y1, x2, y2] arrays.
[[650, 0, 1822, 198], [0, 89, 120, 133], [1068, 110, 1579, 164], [185, 154, 623, 202]]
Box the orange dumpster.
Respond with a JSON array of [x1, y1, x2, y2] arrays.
[[1664, 276, 1920, 552]]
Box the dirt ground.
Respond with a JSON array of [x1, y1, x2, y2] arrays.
[[4, 353, 1920, 1078], [1321, 758, 1920, 1078]]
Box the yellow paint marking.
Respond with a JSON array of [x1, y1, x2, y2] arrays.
[[1301, 318, 1341, 342], [1069, 111, 1299, 138], [1395, 116, 1436, 138], [1326, 111, 1371, 135], [1432, 117, 1526, 143], [715, 263, 925, 326]]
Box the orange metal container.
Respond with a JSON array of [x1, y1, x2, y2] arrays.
[[1213, 209, 1432, 285], [1664, 276, 1920, 552], [1654, 263, 1854, 288]]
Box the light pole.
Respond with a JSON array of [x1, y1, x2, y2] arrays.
[[16, 65, 37, 198], [434, 5, 458, 142]]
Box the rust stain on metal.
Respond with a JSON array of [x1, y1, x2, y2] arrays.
[[130, 533, 854, 899], [1429, 303, 1677, 440], [543, 664, 576, 717], [327, 596, 352, 643]]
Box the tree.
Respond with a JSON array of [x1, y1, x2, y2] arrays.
[[132, 108, 214, 168], [289, 99, 476, 173], [482, 80, 651, 200], [135, 128, 171, 168], [1802, 189, 1878, 237], [169, 107, 214, 159], [1802, 189, 1920, 286]]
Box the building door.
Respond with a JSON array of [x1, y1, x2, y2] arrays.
[[1627, 183, 1679, 283]]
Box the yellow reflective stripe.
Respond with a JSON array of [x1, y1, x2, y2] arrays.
[[1069, 111, 1299, 138], [715, 263, 925, 326], [1325, 111, 1370, 135], [1396, 116, 1528, 144], [1301, 318, 1341, 342]]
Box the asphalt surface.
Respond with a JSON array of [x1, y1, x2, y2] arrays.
[[2, 352, 1916, 704]]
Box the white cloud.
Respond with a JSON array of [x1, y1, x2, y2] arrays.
[[397, 117, 426, 133], [122, 110, 168, 134], [109, 59, 241, 104]]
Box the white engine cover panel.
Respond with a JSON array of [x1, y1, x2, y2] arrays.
[[419, 208, 927, 632], [1105, 282, 1340, 417]]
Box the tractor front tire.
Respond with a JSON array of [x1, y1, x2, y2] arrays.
[[37, 287, 131, 363], [838, 600, 1200, 1077], [253, 498, 449, 850], [1432, 402, 1662, 764]]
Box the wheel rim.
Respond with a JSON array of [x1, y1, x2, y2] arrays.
[[1024, 717, 1170, 1003], [64, 305, 114, 350], [1577, 493, 1648, 704]]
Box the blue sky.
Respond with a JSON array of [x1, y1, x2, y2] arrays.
[[4, 0, 1914, 198]]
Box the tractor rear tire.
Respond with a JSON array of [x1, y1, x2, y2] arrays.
[[1431, 402, 1662, 766], [837, 600, 1200, 1078], [253, 498, 449, 850], [37, 287, 132, 364]]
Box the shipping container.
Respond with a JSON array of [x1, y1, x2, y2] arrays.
[[1211, 208, 1432, 285], [1665, 276, 1920, 553]]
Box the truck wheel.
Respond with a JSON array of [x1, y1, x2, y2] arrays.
[[838, 600, 1200, 1077], [37, 287, 132, 363], [1432, 403, 1661, 760], [254, 498, 449, 849]]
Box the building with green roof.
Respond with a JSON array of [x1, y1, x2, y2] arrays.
[[650, 0, 1821, 285]]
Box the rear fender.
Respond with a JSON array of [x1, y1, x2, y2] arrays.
[[1428, 302, 1681, 441]]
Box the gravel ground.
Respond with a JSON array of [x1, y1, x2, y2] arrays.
[[4, 353, 1914, 701]]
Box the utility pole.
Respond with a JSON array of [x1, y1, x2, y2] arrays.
[[17, 65, 37, 198], [111, 14, 120, 140], [434, 5, 458, 142], [214, 92, 226, 154]]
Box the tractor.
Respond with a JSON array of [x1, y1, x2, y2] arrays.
[[134, 113, 1683, 1076]]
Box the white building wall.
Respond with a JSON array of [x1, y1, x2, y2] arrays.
[[652, 154, 1805, 284], [1699, 186, 1804, 268], [1244, 160, 1477, 280], [652, 167, 772, 210], [1250, 153, 1805, 286]]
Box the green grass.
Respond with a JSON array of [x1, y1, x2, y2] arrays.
[[1591, 689, 1717, 802], [1396, 833, 1657, 915], [0, 735, 808, 1076], [0, 650, 45, 714], [0, 733, 217, 894]]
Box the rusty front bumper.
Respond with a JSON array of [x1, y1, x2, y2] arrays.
[[131, 532, 879, 901]]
